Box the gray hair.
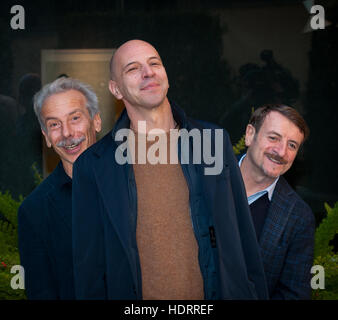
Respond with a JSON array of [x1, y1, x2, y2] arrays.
[[33, 77, 99, 132]]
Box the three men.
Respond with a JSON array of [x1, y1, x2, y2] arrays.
[[71, 39, 268, 299], [17, 41, 315, 301], [18, 77, 102, 299], [239, 104, 315, 299]]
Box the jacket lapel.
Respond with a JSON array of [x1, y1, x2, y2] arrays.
[[259, 177, 295, 256], [92, 131, 138, 286]]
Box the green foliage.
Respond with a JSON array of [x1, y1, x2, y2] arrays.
[[32, 162, 43, 186], [0, 163, 43, 300], [312, 202, 338, 300], [232, 107, 254, 156], [314, 202, 338, 258], [233, 134, 246, 155], [0, 191, 26, 300]]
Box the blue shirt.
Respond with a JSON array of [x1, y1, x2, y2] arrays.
[[238, 154, 279, 205]]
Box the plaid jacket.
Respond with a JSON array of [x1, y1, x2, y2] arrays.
[[259, 176, 315, 299]]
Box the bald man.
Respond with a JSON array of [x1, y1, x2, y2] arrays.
[[72, 40, 268, 300]]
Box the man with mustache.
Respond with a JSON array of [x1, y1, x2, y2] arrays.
[[18, 77, 101, 299], [71, 39, 268, 300], [239, 104, 315, 299]]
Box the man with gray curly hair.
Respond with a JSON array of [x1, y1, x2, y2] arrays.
[[18, 77, 101, 299]]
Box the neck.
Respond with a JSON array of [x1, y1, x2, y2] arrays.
[[125, 98, 176, 133], [240, 155, 275, 197], [62, 161, 73, 178]]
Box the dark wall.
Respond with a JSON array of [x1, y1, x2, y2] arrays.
[[304, 25, 338, 218], [56, 12, 234, 125]]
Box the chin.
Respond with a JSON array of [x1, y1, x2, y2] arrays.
[[262, 167, 281, 179], [143, 95, 166, 107]]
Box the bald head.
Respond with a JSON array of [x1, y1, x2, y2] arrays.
[[110, 40, 161, 81], [108, 39, 169, 110]]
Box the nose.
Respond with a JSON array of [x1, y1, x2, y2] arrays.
[[142, 64, 155, 78], [61, 122, 73, 138], [274, 140, 287, 158]]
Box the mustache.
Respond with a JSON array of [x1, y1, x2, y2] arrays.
[[56, 136, 85, 147], [265, 152, 288, 164]]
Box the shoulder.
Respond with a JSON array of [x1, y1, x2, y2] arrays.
[[18, 169, 58, 223], [74, 130, 113, 169], [276, 176, 315, 225], [187, 117, 231, 140], [187, 117, 222, 130], [21, 171, 57, 207]]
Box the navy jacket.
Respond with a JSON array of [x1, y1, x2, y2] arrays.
[[259, 176, 315, 299], [72, 103, 269, 300], [18, 162, 75, 299]]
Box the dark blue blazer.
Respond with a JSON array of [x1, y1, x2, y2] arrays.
[[72, 104, 269, 300], [18, 162, 75, 299], [259, 176, 315, 299]]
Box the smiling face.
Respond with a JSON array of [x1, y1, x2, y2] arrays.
[[41, 89, 101, 176], [109, 40, 169, 110], [245, 111, 304, 182]]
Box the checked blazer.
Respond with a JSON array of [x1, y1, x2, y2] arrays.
[[259, 176, 315, 299]]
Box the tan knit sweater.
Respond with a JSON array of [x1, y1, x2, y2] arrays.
[[133, 131, 204, 300]]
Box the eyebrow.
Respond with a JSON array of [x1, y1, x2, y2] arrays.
[[148, 56, 161, 62], [44, 109, 84, 122], [122, 56, 161, 72]]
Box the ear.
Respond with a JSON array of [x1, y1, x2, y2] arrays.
[[245, 124, 256, 147], [109, 80, 123, 100], [93, 113, 102, 133], [42, 129, 52, 148]]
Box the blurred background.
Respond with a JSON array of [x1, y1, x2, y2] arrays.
[[0, 0, 337, 226]]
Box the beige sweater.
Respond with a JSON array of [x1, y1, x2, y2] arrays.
[[133, 132, 204, 300]]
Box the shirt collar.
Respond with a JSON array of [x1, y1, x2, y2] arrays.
[[238, 153, 279, 202]]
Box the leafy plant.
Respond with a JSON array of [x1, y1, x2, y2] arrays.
[[232, 107, 253, 156], [312, 202, 338, 300], [233, 134, 246, 155], [32, 162, 43, 186], [0, 163, 41, 300], [0, 191, 25, 299]]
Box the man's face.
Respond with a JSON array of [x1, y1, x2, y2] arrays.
[[41, 89, 101, 173], [245, 111, 304, 180], [109, 40, 169, 110]]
